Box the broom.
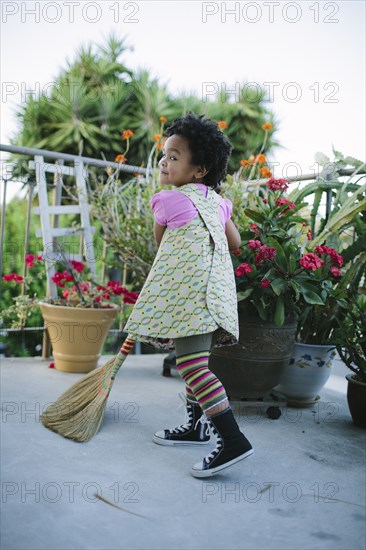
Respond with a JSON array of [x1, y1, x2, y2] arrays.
[[40, 337, 136, 442]]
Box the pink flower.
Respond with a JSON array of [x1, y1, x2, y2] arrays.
[[262, 198, 268, 204], [3, 273, 24, 283], [261, 279, 271, 288], [235, 263, 253, 277], [49, 362, 55, 369], [248, 239, 262, 249], [330, 266, 342, 277], [266, 178, 289, 192], [77, 282, 91, 293], [25, 254, 35, 268], [314, 245, 344, 267], [231, 249, 242, 256], [300, 253, 324, 271], [62, 289, 70, 299], [70, 260, 85, 273], [36, 255, 43, 261], [254, 245, 277, 265], [307, 229, 313, 241], [276, 198, 295, 210], [249, 223, 259, 236]]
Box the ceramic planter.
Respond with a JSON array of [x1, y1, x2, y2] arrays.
[[40, 302, 118, 373], [208, 312, 298, 399], [275, 342, 336, 406], [346, 374, 366, 428]]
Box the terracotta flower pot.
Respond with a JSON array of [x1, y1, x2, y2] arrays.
[[40, 302, 118, 373], [346, 374, 366, 428]]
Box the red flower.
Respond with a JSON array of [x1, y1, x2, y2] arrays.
[[235, 263, 253, 277], [36, 255, 43, 261], [25, 254, 35, 268], [62, 289, 70, 299], [49, 362, 55, 369], [314, 245, 343, 267], [261, 279, 271, 288], [51, 271, 74, 288], [307, 229, 313, 241], [330, 266, 342, 277], [254, 245, 277, 265], [300, 253, 324, 271], [276, 197, 295, 211], [266, 178, 289, 192], [3, 273, 24, 283], [106, 281, 125, 295], [249, 223, 259, 236], [70, 260, 85, 273], [231, 249, 242, 256], [123, 290, 140, 304], [248, 240, 262, 250], [262, 198, 268, 204]]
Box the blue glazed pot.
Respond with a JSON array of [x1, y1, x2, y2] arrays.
[[275, 342, 336, 405]]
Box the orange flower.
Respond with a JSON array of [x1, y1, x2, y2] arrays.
[[217, 120, 228, 129], [261, 122, 273, 131], [122, 129, 134, 140], [159, 116, 167, 123], [115, 154, 127, 163], [153, 133, 162, 141], [240, 160, 250, 168], [260, 167, 272, 178], [254, 154, 266, 164]]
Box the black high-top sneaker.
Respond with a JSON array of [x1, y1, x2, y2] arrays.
[[191, 407, 253, 477], [153, 399, 210, 446]]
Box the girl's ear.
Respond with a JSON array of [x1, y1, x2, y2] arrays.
[[196, 165, 209, 178]]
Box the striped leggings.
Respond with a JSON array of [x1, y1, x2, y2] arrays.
[[174, 329, 228, 413]]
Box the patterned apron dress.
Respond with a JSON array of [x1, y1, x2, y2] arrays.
[[124, 183, 239, 351]]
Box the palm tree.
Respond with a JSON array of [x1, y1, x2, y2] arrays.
[[9, 34, 278, 180]]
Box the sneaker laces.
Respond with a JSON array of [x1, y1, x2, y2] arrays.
[[202, 417, 223, 464], [167, 393, 194, 434], [194, 413, 210, 438]]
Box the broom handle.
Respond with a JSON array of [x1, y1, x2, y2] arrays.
[[110, 337, 136, 378]]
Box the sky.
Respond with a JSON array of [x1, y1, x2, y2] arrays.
[[1, 0, 365, 202]]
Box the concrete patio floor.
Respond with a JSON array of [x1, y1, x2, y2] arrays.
[[1, 354, 365, 550]]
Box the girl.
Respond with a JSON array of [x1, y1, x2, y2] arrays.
[[122, 111, 253, 478]]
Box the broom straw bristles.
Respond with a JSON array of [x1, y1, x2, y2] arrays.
[[40, 338, 136, 442]]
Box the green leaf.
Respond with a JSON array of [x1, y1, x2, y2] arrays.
[[274, 296, 285, 326], [270, 277, 286, 296], [302, 291, 325, 305], [267, 237, 288, 272], [290, 280, 300, 301], [243, 209, 266, 223], [237, 289, 253, 302], [257, 299, 268, 320], [289, 255, 296, 274]]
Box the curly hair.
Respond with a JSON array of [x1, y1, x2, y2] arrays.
[[164, 111, 233, 190]]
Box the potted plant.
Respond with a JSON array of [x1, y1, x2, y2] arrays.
[[276, 155, 366, 404], [334, 283, 366, 428], [209, 174, 345, 399], [1, 252, 138, 372]]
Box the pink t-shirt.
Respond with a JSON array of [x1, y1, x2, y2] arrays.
[[150, 183, 233, 229]]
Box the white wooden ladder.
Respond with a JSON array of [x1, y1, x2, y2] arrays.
[[30, 155, 97, 298]]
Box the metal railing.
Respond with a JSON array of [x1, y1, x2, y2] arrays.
[[1, 144, 148, 357]]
